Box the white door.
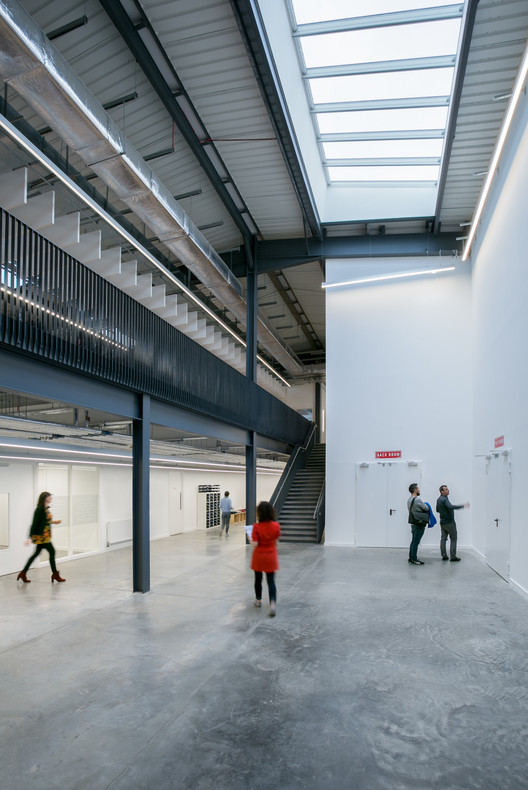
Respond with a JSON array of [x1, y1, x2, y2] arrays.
[[169, 470, 184, 535], [485, 450, 511, 581], [355, 463, 387, 546], [355, 461, 422, 547], [387, 462, 419, 547]]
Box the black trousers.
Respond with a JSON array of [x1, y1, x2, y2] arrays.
[[23, 542, 57, 573], [254, 571, 276, 603]]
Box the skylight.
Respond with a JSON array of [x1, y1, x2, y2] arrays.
[[289, 0, 464, 189]]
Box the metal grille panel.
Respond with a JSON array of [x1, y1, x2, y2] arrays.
[[0, 209, 308, 445]]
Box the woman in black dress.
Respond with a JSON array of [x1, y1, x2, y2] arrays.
[[17, 491, 66, 583]]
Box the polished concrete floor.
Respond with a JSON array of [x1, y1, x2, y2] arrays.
[[2, 530, 528, 790]]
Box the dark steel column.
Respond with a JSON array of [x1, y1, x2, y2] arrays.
[[246, 258, 257, 383], [133, 393, 150, 593], [245, 252, 257, 526], [246, 432, 257, 527], [315, 382, 321, 443]]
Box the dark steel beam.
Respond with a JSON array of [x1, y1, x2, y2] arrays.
[[434, 0, 480, 232], [150, 401, 249, 447], [268, 271, 323, 352], [0, 349, 140, 419], [229, 0, 322, 240], [225, 233, 462, 275], [98, 0, 257, 251]]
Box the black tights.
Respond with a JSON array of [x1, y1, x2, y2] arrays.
[[254, 571, 276, 603], [23, 542, 57, 574]]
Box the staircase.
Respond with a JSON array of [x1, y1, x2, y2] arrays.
[[278, 444, 325, 543]]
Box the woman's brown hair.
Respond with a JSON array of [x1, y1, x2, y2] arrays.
[[256, 501, 277, 523], [37, 491, 51, 509]]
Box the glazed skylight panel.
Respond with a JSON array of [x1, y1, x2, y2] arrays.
[[290, 0, 464, 187], [291, 0, 462, 25]]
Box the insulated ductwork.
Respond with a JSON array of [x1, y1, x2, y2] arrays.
[[0, 0, 303, 375]]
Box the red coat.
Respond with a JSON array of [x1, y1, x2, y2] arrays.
[[250, 520, 281, 573]]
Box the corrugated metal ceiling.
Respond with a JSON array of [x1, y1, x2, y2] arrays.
[[2, 0, 528, 375], [438, 0, 528, 232]]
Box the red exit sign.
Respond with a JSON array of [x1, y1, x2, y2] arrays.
[[494, 435, 504, 448], [375, 451, 402, 459]]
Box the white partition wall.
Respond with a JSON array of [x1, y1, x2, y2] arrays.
[[325, 258, 472, 548], [0, 458, 281, 576]]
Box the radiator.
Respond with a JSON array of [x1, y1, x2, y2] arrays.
[[106, 519, 132, 546]]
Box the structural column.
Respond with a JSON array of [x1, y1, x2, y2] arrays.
[[245, 254, 257, 526], [315, 382, 321, 443], [133, 393, 150, 593]]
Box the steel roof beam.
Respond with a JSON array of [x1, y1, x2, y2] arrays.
[[256, 234, 461, 271], [306, 55, 456, 79], [320, 130, 445, 142], [98, 0, 257, 252], [325, 158, 441, 168], [292, 5, 464, 37], [225, 233, 462, 275], [313, 96, 450, 113], [229, 0, 322, 240], [434, 0, 480, 233]]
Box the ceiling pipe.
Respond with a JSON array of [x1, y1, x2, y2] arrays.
[[0, 0, 303, 375]]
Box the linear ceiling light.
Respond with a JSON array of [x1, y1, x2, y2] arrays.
[[0, 114, 289, 388], [0, 441, 281, 472], [322, 266, 455, 289], [0, 454, 281, 474], [462, 43, 528, 261]]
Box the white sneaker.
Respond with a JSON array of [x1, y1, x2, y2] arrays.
[[254, 599, 262, 607], [269, 602, 276, 617]]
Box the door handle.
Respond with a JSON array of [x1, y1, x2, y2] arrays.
[[389, 508, 396, 515], [494, 518, 500, 527]]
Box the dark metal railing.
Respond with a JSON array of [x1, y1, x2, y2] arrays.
[[270, 422, 317, 514], [0, 208, 308, 446], [314, 481, 325, 544]]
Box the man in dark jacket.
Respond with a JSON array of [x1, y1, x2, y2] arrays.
[[436, 485, 469, 562], [407, 483, 429, 565]]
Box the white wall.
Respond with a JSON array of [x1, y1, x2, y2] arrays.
[[325, 257, 472, 547], [0, 459, 281, 575], [470, 86, 528, 594], [0, 462, 35, 577]]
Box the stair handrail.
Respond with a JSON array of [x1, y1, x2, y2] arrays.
[[314, 480, 326, 544], [270, 422, 317, 515]]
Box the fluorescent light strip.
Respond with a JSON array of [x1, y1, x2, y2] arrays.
[[0, 114, 290, 388], [462, 43, 528, 261], [0, 454, 280, 474], [322, 266, 455, 289], [0, 441, 282, 472]]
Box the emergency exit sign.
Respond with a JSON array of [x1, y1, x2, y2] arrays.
[[375, 451, 402, 459]]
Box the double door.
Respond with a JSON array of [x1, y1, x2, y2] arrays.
[[485, 450, 511, 581], [355, 461, 422, 547]]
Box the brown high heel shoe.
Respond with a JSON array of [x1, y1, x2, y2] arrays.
[[17, 571, 31, 583], [51, 571, 66, 583]]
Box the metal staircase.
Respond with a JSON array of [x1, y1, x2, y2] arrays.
[[278, 444, 325, 543]]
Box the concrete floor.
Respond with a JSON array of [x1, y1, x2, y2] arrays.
[[2, 531, 528, 790]]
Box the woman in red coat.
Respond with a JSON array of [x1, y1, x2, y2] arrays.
[[250, 501, 281, 617]]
